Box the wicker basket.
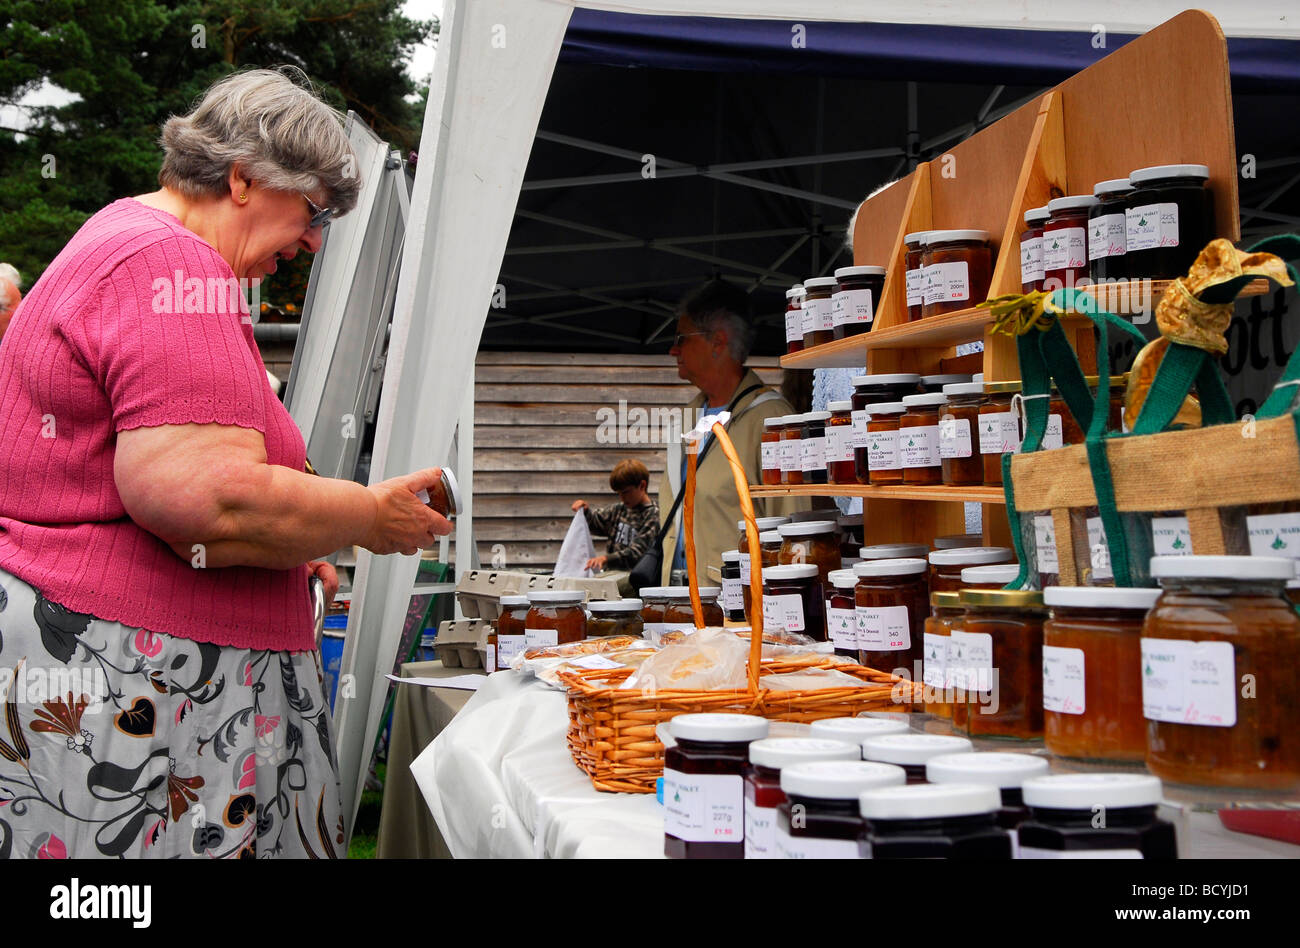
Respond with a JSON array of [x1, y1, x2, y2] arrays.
[[559, 416, 919, 793]]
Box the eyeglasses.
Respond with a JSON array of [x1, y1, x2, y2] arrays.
[[672, 331, 710, 348], [303, 194, 335, 230]]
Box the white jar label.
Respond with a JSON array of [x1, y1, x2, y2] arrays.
[[779, 438, 799, 472], [801, 297, 833, 333], [744, 802, 777, 858], [824, 425, 855, 463], [497, 633, 526, 668], [1019, 847, 1144, 859], [1126, 202, 1179, 252], [1020, 235, 1044, 284], [1034, 515, 1060, 574], [923, 261, 971, 305], [1151, 516, 1193, 556], [828, 607, 857, 651], [856, 604, 911, 651], [663, 771, 744, 844], [523, 627, 558, 649], [867, 427, 901, 471], [949, 630, 993, 691], [485, 643, 497, 674], [923, 633, 948, 688], [1140, 638, 1236, 727], [785, 310, 802, 344], [721, 576, 744, 612], [1040, 413, 1064, 450], [851, 409, 871, 449], [1088, 212, 1127, 261], [801, 304, 815, 337], [774, 825, 861, 859], [939, 415, 973, 459], [1042, 645, 1086, 715], [906, 266, 923, 307], [738, 552, 751, 576], [1246, 512, 1300, 559], [978, 411, 1021, 456], [1042, 227, 1087, 272], [832, 288, 874, 327], [898, 425, 940, 468], [800, 435, 826, 472], [761, 440, 778, 471], [764, 593, 807, 634], [1086, 516, 1114, 582]]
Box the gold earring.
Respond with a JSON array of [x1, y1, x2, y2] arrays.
[[240, 193, 247, 203]]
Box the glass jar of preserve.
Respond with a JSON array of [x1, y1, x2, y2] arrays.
[[495, 594, 531, 671], [760, 416, 784, 486], [852, 558, 929, 684], [979, 381, 1022, 485], [1124, 163, 1213, 280], [1041, 386, 1086, 450], [800, 411, 830, 485], [899, 394, 946, 485], [663, 586, 724, 635], [745, 739, 863, 859], [825, 401, 857, 485], [826, 569, 860, 659], [809, 716, 908, 743], [777, 520, 840, 587], [524, 590, 588, 649], [779, 414, 805, 486], [922, 230, 992, 318], [958, 588, 1046, 740], [838, 514, 864, 568], [960, 563, 1022, 589], [777, 761, 905, 858], [1088, 178, 1133, 282], [762, 564, 825, 640], [1019, 774, 1177, 859], [932, 534, 983, 551], [1020, 206, 1049, 292], [860, 734, 974, 784], [852, 374, 922, 482], [1042, 195, 1097, 294], [1043, 585, 1159, 763], [860, 783, 1011, 859], [1103, 374, 1127, 433], [743, 530, 786, 624], [926, 751, 1049, 850], [664, 713, 770, 859], [801, 276, 837, 348], [919, 374, 972, 393], [832, 266, 886, 339], [924, 592, 961, 718], [864, 401, 906, 485], [904, 231, 932, 321], [586, 598, 645, 639], [640, 587, 671, 639], [1142, 556, 1300, 790], [784, 285, 805, 355], [719, 551, 745, 622], [737, 517, 791, 567], [928, 547, 1014, 594], [940, 382, 984, 487]]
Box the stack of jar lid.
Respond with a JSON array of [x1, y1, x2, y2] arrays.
[[903, 230, 994, 321], [786, 267, 888, 354]]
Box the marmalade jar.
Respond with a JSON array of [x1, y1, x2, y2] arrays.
[[865, 401, 906, 486], [801, 277, 837, 348], [784, 284, 805, 355], [779, 414, 805, 486], [957, 588, 1046, 741], [852, 374, 922, 483], [899, 393, 946, 486], [832, 266, 886, 339], [979, 381, 1022, 486], [921, 230, 992, 318], [903, 231, 932, 321], [662, 586, 725, 635], [524, 590, 588, 650], [741, 529, 787, 624], [760, 416, 784, 486], [777, 520, 840, 587], [853, 558, 929, 691], [825, 401, 857, 485], [827, 569, 861, 659], [640, 587, 671, 639], [924, 591, 962, 718], [1042, 195, 1097, 295], [939, 382, 983, 487], [495, 594, 531, 671], [1020, 207, 1048, 292]]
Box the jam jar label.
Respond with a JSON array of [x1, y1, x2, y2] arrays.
[[1246, 512, 1300, 559], [923, 261, 970, 305], [744, 802, 777, 858], [1085, 516, 1114, 582], [1033, 515, 1060, 574], [850, 409, 871, 448], [825, 424, 855, 463], [899, 425, 940, 468], [764, 594, 807, 633], [856, 604, 911, 651], [1040, 414, 1064, 450], [738, 552, 752, 576], [1021, 235, 1044, 284], [1126, 202, 1180, 252], [923, 633, 948, 688], [939, 415, 973, 459], [497, 633, 526, 668], [828, 607, 857, 650], [524, 627, 559, 650], [802, 297, 834, 333], [761, 440, 778, 471], [662, 771, 744, 844], [1140, 639, 1236, 727], [1042, 227, 1086, 272], [1151, 516, 1193, 556], [721, 577, 744, 612], [867, 428, 901, 470], [1088, 213, 1127, 260], [979, 412, 1021, 456], [949, 630, 993, 691], [832, 288, 875, 327], [779, 439, 799, 472], [800, 435, 826, 472], [1042, 645, 1086, 715], [485, 643, 497, 674], [774, 826, 861, 859], [906, 266, 924, 307], [785, 310, 802, 344]]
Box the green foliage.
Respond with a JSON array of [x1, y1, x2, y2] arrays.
[[0, 0, 436, 299]]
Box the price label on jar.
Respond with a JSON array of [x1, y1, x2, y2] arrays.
[[1020, 236, 1044, 284], [738, 552, 751, 576], [1042, 227, 1086, 272], [824, 425, 854, 463], [1151, 516, 1193, 556], [1127, 203, 1180, 252], [827, 607, 857, 651], [898, 425, 940, 468], [923, 633, 948, 688], [779, 439, 799, 472], [949, 630, 993, 691], [1140, 638, 1236, 727], [978, 411, 1021, 456], [764, 594, 806, 634], [802, 297, 833, 333], [832, 288, 874, 327], [1088, 212, 1127, 260], [1042, 645, 1086, 715], [851, 409, 871, 449], [1033, 515, 1060, 575], [744, 802, 777, 858], [856, 605, 911, 651], [800, 435, 826, 472], [1085, 516, 1113, 582], [497, 633, 526, 668], [662, 771, 744, 843], [924, 261, 971, 304], [866, 427, 900, 470], [760, 440, 778, 471], [721, 576, 744, 612], [774, 825, 860, 859], [1040, 414, 1064, 450], [784, 310, 801, 344], [523, 627, 558, 649], [1246, 512, 1300, 559], [939, 415, 973, 459]]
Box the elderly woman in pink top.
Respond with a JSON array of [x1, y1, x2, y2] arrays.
[[0, 69, 450, 859]]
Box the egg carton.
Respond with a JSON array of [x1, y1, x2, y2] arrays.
[[432, 619, 492, 668]]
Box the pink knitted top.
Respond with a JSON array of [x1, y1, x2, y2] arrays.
[[0, 199, 313, 651]]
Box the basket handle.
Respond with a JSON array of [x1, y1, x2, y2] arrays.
[[682, 416, 764, 695]]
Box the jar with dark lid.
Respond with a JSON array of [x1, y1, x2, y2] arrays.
[[586, 599, 645, 640], [931, 534, 983, 551], [809, 716, 908, 743], [801, 276, 837, 348], [1018, 774, 1176, 859], [1020, 206, 1049, 292], [1088, 178, 1134, 282], [827, 569, 860, 659], [860, 783, 1011, 859], [784, 285, 805, 355], [939, 381, 983, 487], [495, 594, 531, 672], [926, 752, 1049, 852], [919, 374, 971, 393], [664, 713, 770, 858], [921, 230, 992, 318], [760, 416, 784, 486], [928, 546, 1014, 594], [838, 514, 864, 569], [824, 401, 857, 485], [662, 586, 724, 636], [777, 761, 905, 858], [762, 563, 825, 640], [924, 591, 961, 717], [957, 588, 1046, 740], [1142, 555, 1300, 790], [777, 520, 840, 587], [832, 266, 886, 339], [524, 590, 588, 650], [863, 401, 906, 485], [745, 739, 862, 859], [1043, 195, 1098, 294], [853, 558, 929, 685], [852, 374, 923, 483], [903, 232, 933, 321], [1043, 585, 1159, 763], [979, 380, 1022, 485], [1124, 163, 1213, 280], [960, 564, 1021, 590], [800, 411, 830, 485], [719, 551, 746, 622], [779, 414, 805, 485], [861, 734, 973, 784], [899, 393, 946, 485]]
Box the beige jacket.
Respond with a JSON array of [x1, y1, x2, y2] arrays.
[[658, 368, 809, 584]]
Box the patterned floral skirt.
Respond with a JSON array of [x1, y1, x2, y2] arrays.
[[0, 568, 343, 858]]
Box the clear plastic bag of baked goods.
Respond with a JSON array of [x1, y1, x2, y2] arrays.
[[621, 627, 749, 692], [759, 668, 868, 691], [512, 635, 648, 674], [537, 647, 658, 690]]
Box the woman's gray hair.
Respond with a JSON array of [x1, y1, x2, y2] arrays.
[[158, 67, 361, 214]]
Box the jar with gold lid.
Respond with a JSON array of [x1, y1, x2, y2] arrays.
[[957, 588, 1047, 741]]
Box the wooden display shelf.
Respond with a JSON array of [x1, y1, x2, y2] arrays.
[[750, 483, 1006, 505]]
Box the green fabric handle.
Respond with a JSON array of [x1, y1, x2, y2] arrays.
[[1130, 344, 1234, 435]]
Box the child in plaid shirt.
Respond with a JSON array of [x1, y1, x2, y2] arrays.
[[570, 459, 660, 572]]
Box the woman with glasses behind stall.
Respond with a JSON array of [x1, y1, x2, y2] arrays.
[[0, 68, 453, 858]]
